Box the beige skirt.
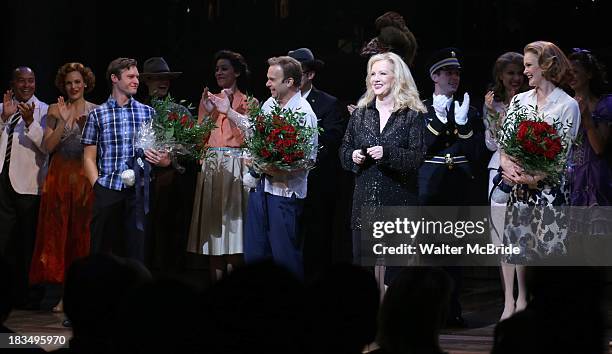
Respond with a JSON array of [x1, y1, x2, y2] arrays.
[[187, 148, 249, 255]]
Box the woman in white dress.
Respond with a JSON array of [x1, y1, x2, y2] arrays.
[[499, 41, 580, 319]]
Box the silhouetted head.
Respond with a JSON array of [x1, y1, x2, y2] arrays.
[[207, 261, 307, 354], [307, 264, 380, 354], [378, 267, 451, 354]]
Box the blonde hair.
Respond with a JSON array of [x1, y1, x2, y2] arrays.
[[524, 41, 572, 86], [358, 52, 426, 113]]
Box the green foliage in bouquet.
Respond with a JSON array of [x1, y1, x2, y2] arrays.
[[243, 97, 321, 171], [150, 95, 216, 160], [498, 101, 572, 185]]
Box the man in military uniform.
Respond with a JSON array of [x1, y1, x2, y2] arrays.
[[419, 48, 486, 327], [419, 48, 485, 206]]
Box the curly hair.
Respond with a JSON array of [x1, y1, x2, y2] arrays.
[[55, 62, 96, 95], [490, 52, 526, 103], [214, 50, 251, 91], [357, 52, 426, 113], [568, 49, 609, 97], [524, 41, 572, 86], [361, 11, 418, 67]]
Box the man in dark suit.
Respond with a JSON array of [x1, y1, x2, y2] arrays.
[[288, 48, 346, 282]]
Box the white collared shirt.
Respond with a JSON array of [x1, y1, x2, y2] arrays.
[[0, 95, 49, 195], [301, 88, 312, 99]]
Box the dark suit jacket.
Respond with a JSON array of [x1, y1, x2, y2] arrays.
[[305, 87, 345, 167]]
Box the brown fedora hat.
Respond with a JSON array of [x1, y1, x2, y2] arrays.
[[140, 57, 182, 80]]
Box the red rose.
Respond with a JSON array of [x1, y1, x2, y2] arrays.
[[522, 140, 538, 154], [532, 122, 545, 135], [180, 116, 189, 126], [169, 112, 179, 121], [273, 115, 284, 127], [261, 148, 272, 159], [267, 129, 281, 143], [517, 122, 529, 142], [550, 138, 562, 155]]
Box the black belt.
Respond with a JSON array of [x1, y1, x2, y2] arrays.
[[424, 154, 468, 169]]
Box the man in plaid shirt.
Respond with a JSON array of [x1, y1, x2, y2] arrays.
[[82, 57, 170, 262]]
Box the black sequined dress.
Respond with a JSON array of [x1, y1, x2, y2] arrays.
[[340, 100, 426, 230]]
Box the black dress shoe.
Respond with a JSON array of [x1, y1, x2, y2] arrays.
[[445, 315, 467, 328], [62, 319, 72, 328]]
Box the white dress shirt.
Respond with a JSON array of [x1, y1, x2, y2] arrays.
[[0, 95, 48, 195]]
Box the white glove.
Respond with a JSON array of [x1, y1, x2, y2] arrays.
[[432, 94, 451, 124], [454, 92, 470, 125], [242, 171, 260, 190]]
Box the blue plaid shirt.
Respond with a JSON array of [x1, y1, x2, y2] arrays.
[[81, 96, 155, 191]]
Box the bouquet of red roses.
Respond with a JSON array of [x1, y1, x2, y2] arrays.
[[148, 95, 216, 160], [244, 97, 319, 172], [498, 101, 570, 185]]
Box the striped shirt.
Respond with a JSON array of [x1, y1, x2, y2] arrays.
[[81, 96, 155, 190]]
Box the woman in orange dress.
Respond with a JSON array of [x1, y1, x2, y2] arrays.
[[188, 50, 255, 282], [29, 63, 97, 310]]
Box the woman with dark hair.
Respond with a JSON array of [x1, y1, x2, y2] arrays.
[[483, 52, 527, 320], [567, 49, 612, 243], [360, 11, 418, 67], [188, 50, 254, 282], [499, 41, 580, 316], [29, 62, 97, 312]]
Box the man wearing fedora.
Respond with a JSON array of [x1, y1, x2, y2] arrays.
[[140, 57, 191, 117], [140, 56, 196, 271], [287, 48, 346, 281]]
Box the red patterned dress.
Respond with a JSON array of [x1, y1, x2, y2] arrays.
[[29, 118, 94, 284]]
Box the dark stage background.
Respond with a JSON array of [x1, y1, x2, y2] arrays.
[[2, 0, 611, 109]]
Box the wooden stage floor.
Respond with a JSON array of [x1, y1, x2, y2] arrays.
[[4, 274, 612, 353]]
